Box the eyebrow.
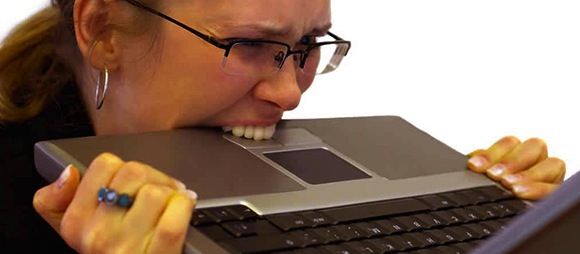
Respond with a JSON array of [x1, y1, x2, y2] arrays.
[[215, 21, 333, 38]]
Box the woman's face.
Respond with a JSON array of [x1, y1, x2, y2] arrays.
[[89, 0, 331, 137]]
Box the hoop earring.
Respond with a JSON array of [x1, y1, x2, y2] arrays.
[[95, 67, 109, 110]]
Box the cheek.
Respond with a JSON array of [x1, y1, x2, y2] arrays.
[[150, 34, 260, 124], [297, 73, 316, 93]]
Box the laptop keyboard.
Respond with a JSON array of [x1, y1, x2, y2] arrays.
[[190, 185, 529, 254]]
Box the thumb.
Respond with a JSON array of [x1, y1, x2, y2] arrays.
[[33, 164, 80, 233]]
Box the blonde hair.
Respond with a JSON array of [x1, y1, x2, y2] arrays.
[[0, 0, 159, 124], [0, 3, 79, 123]]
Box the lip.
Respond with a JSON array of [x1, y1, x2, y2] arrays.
[[220, 118, 281, 127], [218, 111, 283, 127]]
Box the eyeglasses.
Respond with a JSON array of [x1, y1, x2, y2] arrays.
[[123, 0, 351, 76]]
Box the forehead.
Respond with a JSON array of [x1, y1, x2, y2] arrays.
[[191, 0, 332, 37]]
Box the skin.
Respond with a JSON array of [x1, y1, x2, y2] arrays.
[[32, 0, 566, 252]]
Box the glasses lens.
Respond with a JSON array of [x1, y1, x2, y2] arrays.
[[222, 41, 289, 76], [303, 42, 350, 75]]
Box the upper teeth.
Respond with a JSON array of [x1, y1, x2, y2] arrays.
[[222, 124, 276, 141]]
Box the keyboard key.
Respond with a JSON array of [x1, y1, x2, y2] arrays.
[[404, 232, 439, 248], [366, 238, 400, 253], [390, 216, 430, 232], [298, 211, 336, 227], [499, 199, 530, 213], [342, 240, 382, 253], [447, 207, 483, 223], [443, 226, 478, 242], [451, 242, 478, 252], [472, 186, 513, 201], [414, 214, 445, 228], [329, 224, 369, 241], [293, 248, 325, 254], [317, 244, 357, 254], [374, 219, 405, 234], [268, 213, 313, 231], [289, 230, 325, 247], [385, 235, 421, 251], [321, 198, 430, 223], [417, 195, 457, 210], [354, 222, 390, 237], [253, 219, 282, 235], [429, 211, 461, 226], [227, 205, 259, 220], [456, 189, 492, 204], [467, 205, 501, 220], [460, 224, 489, 238], [221, 221, 257, 237], [438, 192, 472, 207], [219, 233, 303, 253], [196, 225, 234, 241], [190, 210, 214, 226], [306, 227, 346, 244], [201, 207, 239, 223], [431, 245, 465, 254], [423, 229, 458, 244]]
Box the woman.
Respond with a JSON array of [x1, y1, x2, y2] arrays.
[[0, 0, 566, 252]]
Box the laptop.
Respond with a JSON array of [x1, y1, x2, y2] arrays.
[[34, 116, 578, 253]]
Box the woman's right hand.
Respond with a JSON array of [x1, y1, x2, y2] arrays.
[[33, 153, 197, 253]]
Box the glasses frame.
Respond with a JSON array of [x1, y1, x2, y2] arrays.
[[123, 0, 351, 74]]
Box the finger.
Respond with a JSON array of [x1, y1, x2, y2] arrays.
[[33, 164, 81, 233], [96, 160, 183, 224], [60, 153, 124, 249], [107, 160, 180, 198], [68, 153, 125, 212], [510, 181, 560, 200], [501, 157, 566, 188], [121, 184, 175, 239], [486, 138, 548, 181], [467, 136, 521, 173], [147, 193, 196, 253]]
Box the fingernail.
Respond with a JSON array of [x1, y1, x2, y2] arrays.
[[56, 165, 72, 189], [512, 185, 529, 194], [174, 179, 186, 191], [502, 174, 522, 184], [186, 190, 197, 200], [468, 156, 487, 168], [487, 164, 506, 177]]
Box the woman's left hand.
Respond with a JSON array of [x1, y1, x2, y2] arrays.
[[467, 136, 566, 200]]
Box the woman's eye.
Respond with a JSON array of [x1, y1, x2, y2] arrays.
[[299, 36, 317, 45]]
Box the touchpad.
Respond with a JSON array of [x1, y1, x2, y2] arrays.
[[264, 148, 371, 184]]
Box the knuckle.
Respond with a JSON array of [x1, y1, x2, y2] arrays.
[[499, 136, 521, 146], [116, 161, 148, 181], [525, 137, 547, 150], [156, 224, 186, 246], [546, 156, 566, 169], [82, 227, 109, 253], [139, 184, 171, 202], [59, 210, 83, 242]]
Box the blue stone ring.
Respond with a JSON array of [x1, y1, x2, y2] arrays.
[[98, 186, 134, 208]]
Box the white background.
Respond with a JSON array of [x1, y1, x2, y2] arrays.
[[2, 1, 578, 179]]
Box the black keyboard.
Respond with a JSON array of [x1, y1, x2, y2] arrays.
[[190, 185, 529, 254]]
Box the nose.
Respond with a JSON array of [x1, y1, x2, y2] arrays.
[[252, 56, 302, 111]]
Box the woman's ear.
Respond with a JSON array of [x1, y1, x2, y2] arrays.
[[74, 0, 120, 71]]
